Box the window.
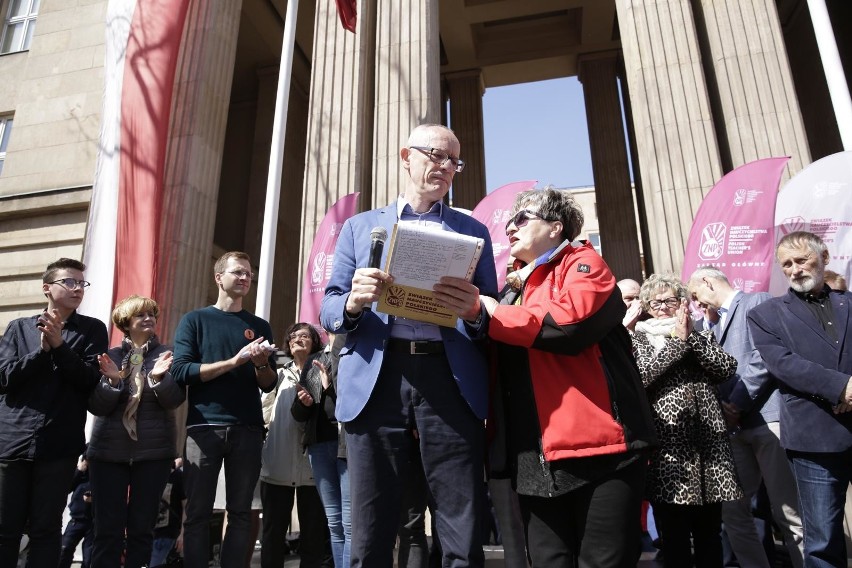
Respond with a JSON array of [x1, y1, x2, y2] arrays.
[[587, 232, 602, 255], [0, 117, 12, 176], [1, 0, 39, 54]]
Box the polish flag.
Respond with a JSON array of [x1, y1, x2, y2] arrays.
[[81, 0, 191, 344]]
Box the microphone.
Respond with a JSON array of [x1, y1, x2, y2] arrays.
[[368, 226, 388, 269], [364, 226, 388, 312]]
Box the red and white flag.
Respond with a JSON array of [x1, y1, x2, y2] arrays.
[[81, 0, 190, 343]]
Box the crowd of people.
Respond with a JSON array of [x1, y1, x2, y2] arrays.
[[1, 122, 851, 568]]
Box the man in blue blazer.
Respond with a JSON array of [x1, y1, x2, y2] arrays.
[[689, 267, 804, 568], [748, 231, 852, 568], [321, 123, 497, 568]]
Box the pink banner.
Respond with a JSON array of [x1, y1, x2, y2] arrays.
[[471, 180, 537, 289], [298, 192, 361, 326], [681, 157, 789, 292], [770, 151, 852, 295]]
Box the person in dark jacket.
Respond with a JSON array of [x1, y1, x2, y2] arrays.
[[58, 453, 94, 568], [88, 295, 185, 568], [0, 257, 108, 567], [292, 331, 349, 568], [478, 188, 657, 567]]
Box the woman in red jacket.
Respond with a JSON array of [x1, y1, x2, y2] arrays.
[[478, 188, 656, 567]]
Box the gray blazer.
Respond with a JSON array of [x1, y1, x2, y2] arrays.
[[716, 291, 780, 429]]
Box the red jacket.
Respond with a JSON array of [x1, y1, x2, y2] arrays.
[[489, 242, 655, 468]]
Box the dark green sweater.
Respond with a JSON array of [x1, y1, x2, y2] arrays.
[[172, 306, 275, 427]]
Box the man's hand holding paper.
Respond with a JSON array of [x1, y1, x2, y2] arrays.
[[433, 276, 482, 322]]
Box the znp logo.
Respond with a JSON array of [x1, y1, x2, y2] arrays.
[[698, 223, 726, 261]]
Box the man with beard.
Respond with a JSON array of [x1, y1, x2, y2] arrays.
[[748, 231, 852, 568]]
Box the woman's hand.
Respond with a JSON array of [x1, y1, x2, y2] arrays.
[[673, 299, 693, 341], [313, 360, 331, 390], [623, 299, 643, 331], [98, 353, 122, 387], [150, 350, 173, 383], [296, 383, 315, 406], [479, 295, 498, 317]]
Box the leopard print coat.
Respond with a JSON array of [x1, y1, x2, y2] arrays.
[[632, 329, 743, 505]]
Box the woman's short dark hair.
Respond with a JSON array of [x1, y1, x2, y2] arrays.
[[512, 187, 584, 242], [282, 322, 325, 358]]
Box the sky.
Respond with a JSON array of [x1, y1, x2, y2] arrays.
[[481, 77, 595, 193]]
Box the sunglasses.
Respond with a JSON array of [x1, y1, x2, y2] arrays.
[[505, 209, 555, 234]]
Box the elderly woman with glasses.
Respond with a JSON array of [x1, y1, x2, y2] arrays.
[[476, 188, 657, 567], [259, 322, 334, 568], [632, 273, 741, 568], [88, 295, 185, 568]]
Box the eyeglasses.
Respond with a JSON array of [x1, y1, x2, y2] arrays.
[[226, 270, 254, 280], [49, 278, 91, 290], [409, 146, 465, 173], [288, 332, 312, 342], [648, 297, 681, 310], [505, 209, 555, 234]]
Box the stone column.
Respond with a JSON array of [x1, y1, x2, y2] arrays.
[[615, 0, 724, 273], [298, 0, 376, 316], [371, 0, 441, 208], [446, 69, 486, 210], [157, 0, 243, 341], [578, 52, 642, 280], [698, 0, 811, 177]]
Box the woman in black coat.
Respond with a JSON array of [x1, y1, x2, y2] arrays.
[[88, 295, 185, 568]]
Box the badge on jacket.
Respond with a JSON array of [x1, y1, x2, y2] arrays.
[[577, 264, 591, 273]]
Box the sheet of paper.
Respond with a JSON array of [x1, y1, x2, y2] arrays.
[[377, 223, 484, 327]]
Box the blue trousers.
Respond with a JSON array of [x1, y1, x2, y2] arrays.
[[788, 449, 852, 568], [345, 350, 486, 568]]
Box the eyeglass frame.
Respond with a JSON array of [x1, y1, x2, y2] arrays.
[[408, 146, 466, 173], [647, 297, 681, 310], [49, 278, 91, 290], [505, 209, 557, 235], [224, 269, 255, 280], [288, 332, 313, 342]]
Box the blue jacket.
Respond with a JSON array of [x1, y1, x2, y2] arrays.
[[715, 291, 781, 429], [748, 288, 852, 452], [320, 202, 497, 422]]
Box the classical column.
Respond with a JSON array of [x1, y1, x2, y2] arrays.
[[371, 0, 441, 208], [446, 69, 486, 210], [578, 52, 642, 280], [299, 0, 376, 313], [698, 0, 811, 175], [157, 0, 243, 341], [615, 0, 724, 273]]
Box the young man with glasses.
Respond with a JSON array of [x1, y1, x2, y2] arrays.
[[171, 251, 278, 568], [0, 258, 108, 567], [321, 123, 497, 567]]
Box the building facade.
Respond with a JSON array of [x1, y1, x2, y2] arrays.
[[0, 0, 848, 340]]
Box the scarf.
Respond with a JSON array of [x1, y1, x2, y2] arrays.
[[635, 317, 677, 356], [118, 335, 159, 441]]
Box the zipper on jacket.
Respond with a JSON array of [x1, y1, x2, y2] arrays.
[[538, 440, 554, 497], [600, 358, 622, 424]]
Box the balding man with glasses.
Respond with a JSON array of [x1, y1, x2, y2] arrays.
[[322, 123, 497, 567], [0, 258, 108, 567]]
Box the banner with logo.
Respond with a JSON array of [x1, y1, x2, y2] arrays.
[[298, 192, 361, 326], [681, 157, 789, 292], [471, 180, 537, 289], [770, 151, 852, 295]]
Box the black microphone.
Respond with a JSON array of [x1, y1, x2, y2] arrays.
[[364, 226, 388, 312]]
